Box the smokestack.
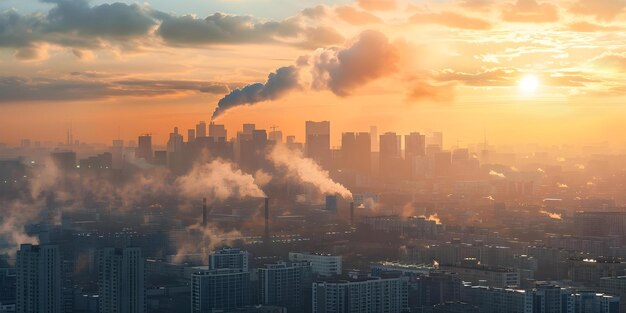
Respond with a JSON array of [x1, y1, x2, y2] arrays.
[[350, 202, 354, 226], [202, 198, 207, 227], [264, 197, 270, 244]]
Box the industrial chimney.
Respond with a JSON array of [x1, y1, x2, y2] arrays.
[[350, 202, 355, 226], [202, 198, 207, 227], [264, 197, 270, 244]]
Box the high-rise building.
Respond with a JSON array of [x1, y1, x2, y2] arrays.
[[288, 252, 341, 277], [305, 121, 331, 169], [258, 261, 312, 312], [196, 121, 207, 138], [136, 135, 152, 162], [209, 247, 249, 272], [313, 272, 409, 313], [405, 132, 426, 178], [167, 127, 184, 173], [209, 122, 227, 141], [341, 132, 371, 174], [379, 132, 402, 179], [111, 139, 124, 169], [97, 247, 145, 313], [370, 126, 379, 152], [16, 244, 62, 313], [187, 129, 196, 143], [191, 269, 250, 313]]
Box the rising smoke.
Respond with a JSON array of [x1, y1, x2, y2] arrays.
[[269, 144, 352, 199], [212, 30, 401, 118]]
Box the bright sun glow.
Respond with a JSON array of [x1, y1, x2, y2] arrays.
[[518, 74, 540, 94]]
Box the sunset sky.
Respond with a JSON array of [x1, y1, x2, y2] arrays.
[[2, 0, 626, 147]]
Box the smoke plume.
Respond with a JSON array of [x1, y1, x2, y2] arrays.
[[176, 159, 266, 200], [212, 66, 300, 119], [212, 30, 401, 118], [269, 144, 352, 199]]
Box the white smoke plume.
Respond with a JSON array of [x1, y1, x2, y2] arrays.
[[489, 170, 506, 179], [269, 144, 352, 199], [176, 159, 266, 200], [539, 210, 562, 220]]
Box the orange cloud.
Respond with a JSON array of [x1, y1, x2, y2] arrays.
[[357, 0, 396, 11], [502, 0, 559, 23], [411, 11, 492, 30], [566, 21, 623, 32], [335, 6, 382, 25], [570, 0, 626, 22], [408, 82, 455, 103]]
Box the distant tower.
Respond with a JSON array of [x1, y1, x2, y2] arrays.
[[264, 198, 270, 245], [350, 202, 355, 226]]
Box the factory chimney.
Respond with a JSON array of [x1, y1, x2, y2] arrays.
[[202, 198, 207, 227], [350, 202, 355, 226], [264, 198, 270, 245]]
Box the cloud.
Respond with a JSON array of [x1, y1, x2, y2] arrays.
[[566, 21, 623, 32], [459, 0, 494, 10], [156, 13, 297, 45], [0, 1, 344, 59], [212, 66, 300, 119], [437, 67, 518, 86], [335, 6, 382, 25], [410, 11, 492, 30], [593, 52, 626, 70], [357, 0, 396, 11], [311, 30, 400, 96], [269, 144, 352, 199], [0, 76, 231, 102], [570, 0, 626, 22], [408, 82, 455, 103], [502, 0, 559, 23], [44, 0, 155, 39]]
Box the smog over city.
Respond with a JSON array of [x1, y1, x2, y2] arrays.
[[2, 0, 626, 313]]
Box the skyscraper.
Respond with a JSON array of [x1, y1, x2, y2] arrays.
[[379, 132, 402, 179], [187, 129, 196, 143], [111, 139, 124, 169], [370, 126, 379, 152], [196, 121, 207, 138], [136, 135, 152, 162], [405, 132, 426, 178], [208, 122, 227, 141], [16, 244, 62, 313], [166, 127, 184, 173], [341, 132, 370, 174], [305, 121, 331, 169], [97, 247, 145, 313]]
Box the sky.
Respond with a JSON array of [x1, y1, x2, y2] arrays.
[[1, 0, 626, 148]]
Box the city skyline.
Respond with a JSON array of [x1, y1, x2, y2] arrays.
[[2, 0, 626, 146]]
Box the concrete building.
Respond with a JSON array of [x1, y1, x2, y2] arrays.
[[16, 244, 62, 313], [97, 247, 145, 313], [257, 261, 312, 312], [209, 247, 249, 272], [191, 269, 250, 313], [312, 272, 408, 313], [288, 252, 341, 277]]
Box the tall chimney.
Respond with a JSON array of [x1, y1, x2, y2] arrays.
[[350, 202, 355, 226], [264, 197, 270, 244], [202, 198, 207, 227]]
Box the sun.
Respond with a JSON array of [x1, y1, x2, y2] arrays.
[[518, 74, 540, 94]]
